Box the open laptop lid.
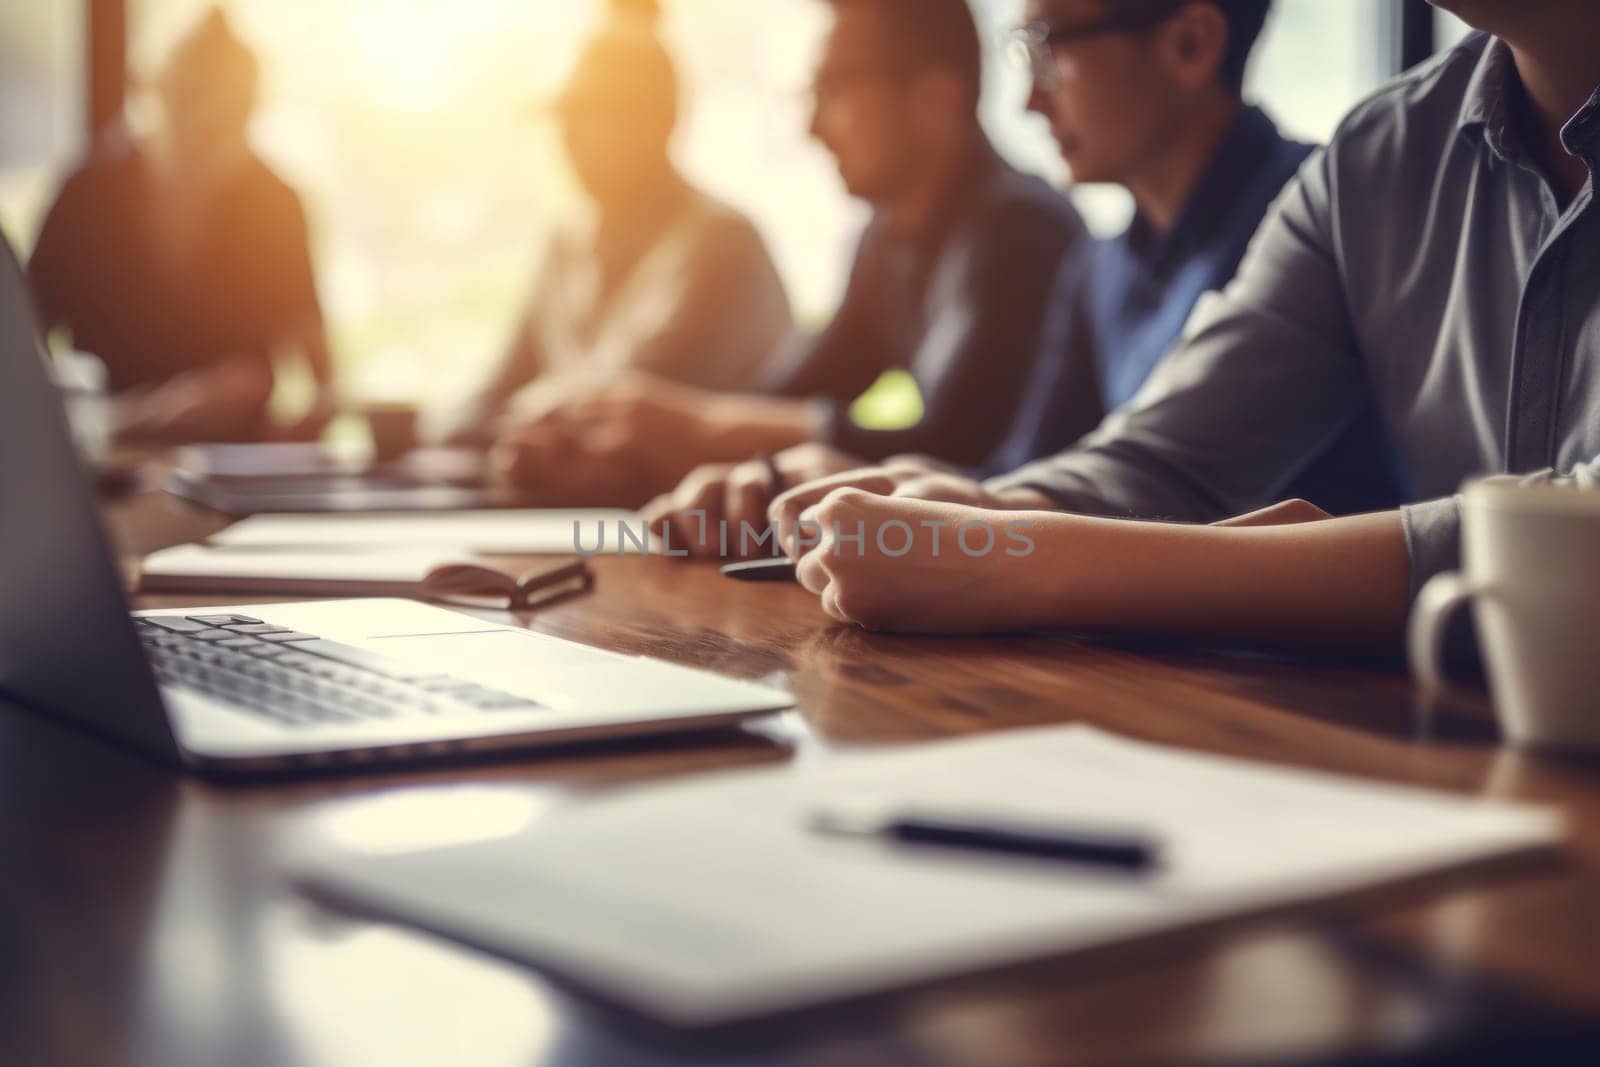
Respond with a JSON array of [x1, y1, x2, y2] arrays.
[[0, 231, 181, 764]]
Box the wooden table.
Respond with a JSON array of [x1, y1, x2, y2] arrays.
[[3, 486, 1599, 1067]]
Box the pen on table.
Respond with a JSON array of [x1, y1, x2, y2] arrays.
[[810, 810, 1162, 873], [721, 558, 799, 583]]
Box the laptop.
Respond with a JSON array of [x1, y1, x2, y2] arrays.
[[0, 234, 792, 776], [162, 443, 539, 516]]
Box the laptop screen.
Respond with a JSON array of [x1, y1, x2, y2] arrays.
[[0, 232, 181, 764]]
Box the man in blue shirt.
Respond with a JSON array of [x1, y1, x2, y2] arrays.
[[991, 81, 1401, 511], [991, 0, 1400, 515], [989, 101, 1316, 469]]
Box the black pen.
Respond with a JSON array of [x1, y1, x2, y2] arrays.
[[721, 558, 799, 583], [811, 810, 1161, 873]]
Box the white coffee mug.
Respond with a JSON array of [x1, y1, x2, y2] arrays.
[[1409, 478, 1600, 749]]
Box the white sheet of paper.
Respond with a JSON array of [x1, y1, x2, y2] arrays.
[[209, 509, 642, 556], [144, 544, 459, 583], [298, 726, 1561, 1027]]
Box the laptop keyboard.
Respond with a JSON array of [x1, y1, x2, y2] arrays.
[[136, 614, 545, 728]]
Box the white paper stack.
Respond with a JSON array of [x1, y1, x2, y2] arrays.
[[298, 726, 1561, 1027], [210, 509, 642, 556]]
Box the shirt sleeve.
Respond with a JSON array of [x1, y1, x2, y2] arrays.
[[986, 148, 1371, 521], [1399, 497, 1463, 597], [981, 246, 1104, 477], [626, 213, 794, 391], [826, 200, 1083, 466], [763, 224, 892, 406]]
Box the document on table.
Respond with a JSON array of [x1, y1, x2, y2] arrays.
[[209, 509, 642, 556], [296, 726, 1562, 1028]]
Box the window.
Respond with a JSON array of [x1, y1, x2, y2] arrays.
[[1251, 0, 1388, 143], [1436, 9, 1475, 51], [0, 3, 85, 253]]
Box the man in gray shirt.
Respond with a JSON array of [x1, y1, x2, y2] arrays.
[[768, 1, 1599, 641]]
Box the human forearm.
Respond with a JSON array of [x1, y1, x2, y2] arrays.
[[695, 393, 821, 463], [115, 358, 274, 444], [477, 321, 546, 414], [295, 321, 335, 389], [1016, 510, 1412, 645]]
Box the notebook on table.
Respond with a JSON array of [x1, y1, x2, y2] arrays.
[[139, 545, 594, 612], [208, 509, 644, 556]]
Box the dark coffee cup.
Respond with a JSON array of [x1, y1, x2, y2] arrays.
[[362, 403, 419, 463]]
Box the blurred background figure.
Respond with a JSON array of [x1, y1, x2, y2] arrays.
[[27, 8, 335, 446], [493, 0, 1085, 506], [433, 0, 794, 448]]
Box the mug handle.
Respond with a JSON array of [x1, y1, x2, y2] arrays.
[[1407, 571, 1495, 694]]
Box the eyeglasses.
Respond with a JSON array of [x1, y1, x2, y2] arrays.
[[1008, 2, 1188, 88]]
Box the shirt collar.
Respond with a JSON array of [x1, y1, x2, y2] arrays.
[[1124, 104, 1285, 272], [1559, 83, 1600, 161], [1457, 35, 1523, 160], [1456, 34, 1600, 163]]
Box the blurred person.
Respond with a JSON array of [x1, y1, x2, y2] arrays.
[[649, 0, 1404, 557], [651, 0, 1329, 551], [492, 0, 1086, 505], [764, 0, 1600, 643], [434, 0, 793, 447], [28, 8, 334, 445]]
